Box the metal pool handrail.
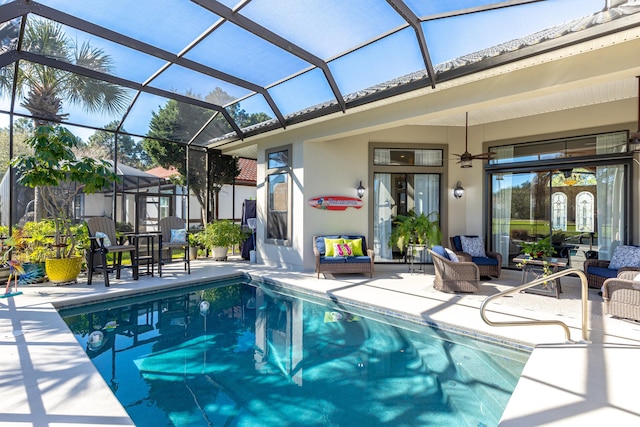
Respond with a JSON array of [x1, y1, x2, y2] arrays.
[[480, 268, 590, 343]]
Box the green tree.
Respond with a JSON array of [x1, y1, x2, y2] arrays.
[[87, 121, 151, 170], [142, 89, 265, 219], [0, 20, 129, 220], [10, 125, 118, 258]]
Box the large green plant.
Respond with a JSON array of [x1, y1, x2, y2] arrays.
[[389, 210, 442, 253], [200, 220, 247, 248], [10, 126, 118, 258]]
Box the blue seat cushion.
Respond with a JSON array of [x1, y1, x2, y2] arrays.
[[347, 256, 371, 264], [431, 245, 449, 260], [587, 266, 618, 279], [320, 256, 347, 264], [472, 257, 498, 266]]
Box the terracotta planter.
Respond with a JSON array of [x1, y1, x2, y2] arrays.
[[45, 256, 82, 283]]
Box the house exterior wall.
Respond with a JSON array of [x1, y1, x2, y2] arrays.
[[244, 32, 640, 272]]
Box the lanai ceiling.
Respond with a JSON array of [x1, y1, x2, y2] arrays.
[[1, 0, 640, 160]]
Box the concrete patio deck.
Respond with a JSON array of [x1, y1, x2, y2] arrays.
[[1, 258, 639, 426]]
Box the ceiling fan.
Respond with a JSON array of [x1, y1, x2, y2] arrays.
[[453, 112, 496, 168]]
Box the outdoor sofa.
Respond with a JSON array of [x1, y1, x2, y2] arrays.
[[313, 235, 374, 279]]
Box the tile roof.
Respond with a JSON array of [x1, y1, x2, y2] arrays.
[[237, 158, 257, 183], [145, 159, 256, 184]]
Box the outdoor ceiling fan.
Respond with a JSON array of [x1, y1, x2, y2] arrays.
[[453, 112, 496, 168]]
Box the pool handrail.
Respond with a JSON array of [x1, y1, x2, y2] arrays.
[[480, 268, 590, 343]]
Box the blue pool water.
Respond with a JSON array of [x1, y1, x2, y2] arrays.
[[59, 277, 529, 426]]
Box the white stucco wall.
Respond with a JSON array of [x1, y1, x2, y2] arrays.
[[239, 32, 640, 271]]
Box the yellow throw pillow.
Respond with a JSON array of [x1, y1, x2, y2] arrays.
[[324, 238, 344, 257], [343, 238, 364, 256]]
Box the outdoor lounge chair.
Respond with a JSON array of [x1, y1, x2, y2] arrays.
[[86, 217, 138, 287], [450, 235, 502, 278], [158, 216, 190, 276], [428, 246, 480, 293], [602, 270, 640, 322], [584, 245, 640, 289]]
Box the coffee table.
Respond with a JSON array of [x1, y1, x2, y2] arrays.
[[512, 255, 569, 298]]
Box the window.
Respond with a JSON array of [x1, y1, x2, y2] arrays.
[[266, 145, 291, 243], [576, 191, 594, 233], [489, 131, 628, 164], [374, 148, 442, 166], [552, 192, 567, 231]]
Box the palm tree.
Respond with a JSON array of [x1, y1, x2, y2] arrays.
[[1, 19, 130, 220]]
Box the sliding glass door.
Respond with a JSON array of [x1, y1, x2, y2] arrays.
[[491, 165, 627, 269]]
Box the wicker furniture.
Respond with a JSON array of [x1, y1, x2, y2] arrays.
[[450, 235, 502, 278], [584, 245, 640, 289], [428, 246, 480, 293], [158, 216, 190, 276], [603, 271, 640, 322], [313, 235, 374, 279], [86, 217, 138, 287]]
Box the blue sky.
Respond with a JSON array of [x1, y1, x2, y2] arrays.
[[1, 0, 603, 143]]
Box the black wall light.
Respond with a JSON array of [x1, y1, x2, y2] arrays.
[[453, 181, 464, 199]]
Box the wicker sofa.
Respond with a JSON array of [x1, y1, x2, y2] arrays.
[[428, 246, 480, 293], [313, 235, 374, 279], [603, 271, 640, 322]]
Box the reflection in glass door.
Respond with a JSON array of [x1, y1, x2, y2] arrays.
[[491, 165, 625, 269], [374, 173, 440, 262]]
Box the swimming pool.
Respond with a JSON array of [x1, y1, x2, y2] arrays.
[[59, 277, 529, 426]]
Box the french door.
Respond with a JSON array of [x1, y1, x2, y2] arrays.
[[373, 173, 440, 262]]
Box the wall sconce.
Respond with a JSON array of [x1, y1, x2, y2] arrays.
[[453, 181, 464, 199], [356, 181, 366, 199]]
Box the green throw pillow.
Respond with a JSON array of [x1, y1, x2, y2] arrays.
[[324, 238, 344, 257], [343, 238, 364, 256]]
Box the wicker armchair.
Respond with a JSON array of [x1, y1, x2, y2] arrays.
[[603, 271, 640, 322], [428, 246, 480, 293], [450, 236, 502, 278], [584, 258, 640, 290]]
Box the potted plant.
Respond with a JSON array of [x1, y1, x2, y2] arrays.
[[200, 220, 247, 261], [187, 232, 202, 260], [389, 210, 442, 255], [10, 125, 118, 283], [520, 236, 553, 259]]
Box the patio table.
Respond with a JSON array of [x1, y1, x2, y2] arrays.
[[512, 255, 569, 299]]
